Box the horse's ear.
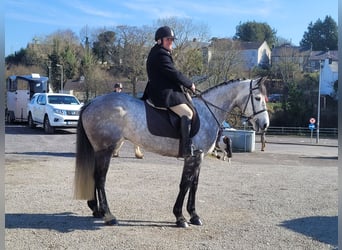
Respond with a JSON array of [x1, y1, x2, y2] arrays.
[[258, 77, 268, 96], [258, 76, 267, 86]]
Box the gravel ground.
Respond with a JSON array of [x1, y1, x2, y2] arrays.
[[5, 125, 338, 249]]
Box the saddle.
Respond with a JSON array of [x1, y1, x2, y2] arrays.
[[144, 99, 200, 139]]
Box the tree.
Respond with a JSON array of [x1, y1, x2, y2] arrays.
[[234, 21, 277, 46], [271, 45, 302, 84], [23, 40, 46, 66], [48, 49, 62, 92], [6, 48, 28, 66], [116, 25, 152, 96], [300, 15, 338, 50], [155, 17, 210, 50], [270, 73, 319, 126], [178, 48, 203, 78], [206, 38, 244, 86], [285, 82, 305, 125], [45, 30, 81, 92], [79, 47, 98, 101], [63, 46, 79, 81], [5, 36, 49, 70], [92, 30, 117, 64], [275, 36, 293, 46]]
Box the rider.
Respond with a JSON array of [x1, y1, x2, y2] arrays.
[[142, 26, 197, 157]]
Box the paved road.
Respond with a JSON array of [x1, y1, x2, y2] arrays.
[[5, 125, 338, 250]]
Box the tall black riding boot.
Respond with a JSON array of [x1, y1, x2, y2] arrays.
[[180, 116, 193, 157]]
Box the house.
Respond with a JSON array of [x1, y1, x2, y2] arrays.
[[271, 44, 338, 96], [307, 50, 338, 99], [238, 41, 271, 70], [185, 39, 211, 65], [191, 39, 271, 73], [320, 58, 338, 97], [271, 44, 311, 72], [308, 50, 338, 72]]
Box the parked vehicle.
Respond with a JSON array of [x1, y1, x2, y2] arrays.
[[268, 93, 282, 103], [27, 93, 83, 133], [6, 73, 49, 123]]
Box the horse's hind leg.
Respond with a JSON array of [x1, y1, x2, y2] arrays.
[[173, 151, 203, 228], [134, 145, 144, 159], [94, 150, 118, 225], [87, 188, 104, 218], [112, 141, 124, 157]]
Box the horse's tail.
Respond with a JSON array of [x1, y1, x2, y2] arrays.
[[74, 106, 95, 200]]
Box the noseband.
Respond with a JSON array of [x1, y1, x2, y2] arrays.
[[241, 80, 268, 122]]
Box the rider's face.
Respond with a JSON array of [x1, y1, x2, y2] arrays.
[[162, 37, 174, 51]]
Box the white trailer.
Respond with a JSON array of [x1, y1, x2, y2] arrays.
[[6, 73, 49, 123]]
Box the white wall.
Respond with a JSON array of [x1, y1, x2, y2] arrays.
[[320, 59, 338, 96]]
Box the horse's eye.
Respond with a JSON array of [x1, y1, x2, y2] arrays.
[[255, 96, 261, 101]]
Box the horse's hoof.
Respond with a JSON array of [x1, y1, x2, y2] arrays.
[[105, 218, 118, 226], [176, 219, 189, 228], [190, 216, 203, 226]]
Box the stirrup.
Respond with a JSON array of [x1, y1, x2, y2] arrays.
[[184, 149, 203, 161], [192, 148, 203, 157]]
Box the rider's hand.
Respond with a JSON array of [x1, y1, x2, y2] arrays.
[[191, 83, 195, 93]]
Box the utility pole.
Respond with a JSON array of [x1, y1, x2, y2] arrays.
[[316, 60, 323, 143], [56, 64, 63, 93]]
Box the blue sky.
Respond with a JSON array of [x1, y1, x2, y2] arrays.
[[5, 0, 338, 56]]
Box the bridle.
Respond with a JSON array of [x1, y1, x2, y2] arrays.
[[241, 80, 268, 122], [194, 79, 268, 128]]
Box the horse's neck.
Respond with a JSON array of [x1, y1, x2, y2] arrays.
[[199, 81, 245, 120]]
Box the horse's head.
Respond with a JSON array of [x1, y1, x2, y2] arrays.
[[240, 77, 269, 132]]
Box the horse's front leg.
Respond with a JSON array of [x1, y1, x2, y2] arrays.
[[261, 132, 266, 151], [95, 151, 118, 225], [173, 150, 203, 228], [186, 151, 204, 226]]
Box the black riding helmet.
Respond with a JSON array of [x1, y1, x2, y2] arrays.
[[155, 26, 176, 41]]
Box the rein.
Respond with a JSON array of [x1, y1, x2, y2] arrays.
[[194, 79, 267, 128], [194, 89, 227, 129]]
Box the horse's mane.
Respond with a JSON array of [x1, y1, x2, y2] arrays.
[[199, 79, 243, 95], [200, 77, 267, 96]]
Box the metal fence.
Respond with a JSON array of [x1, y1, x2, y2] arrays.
[[264, 126, 338, 138], [235, 125, 338, 138]]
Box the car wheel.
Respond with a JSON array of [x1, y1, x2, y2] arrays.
[[28, 113, 36, 128], [44, 115, 55, 134]]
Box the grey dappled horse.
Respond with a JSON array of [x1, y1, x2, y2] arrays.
[[74, 77, 269, 227]]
